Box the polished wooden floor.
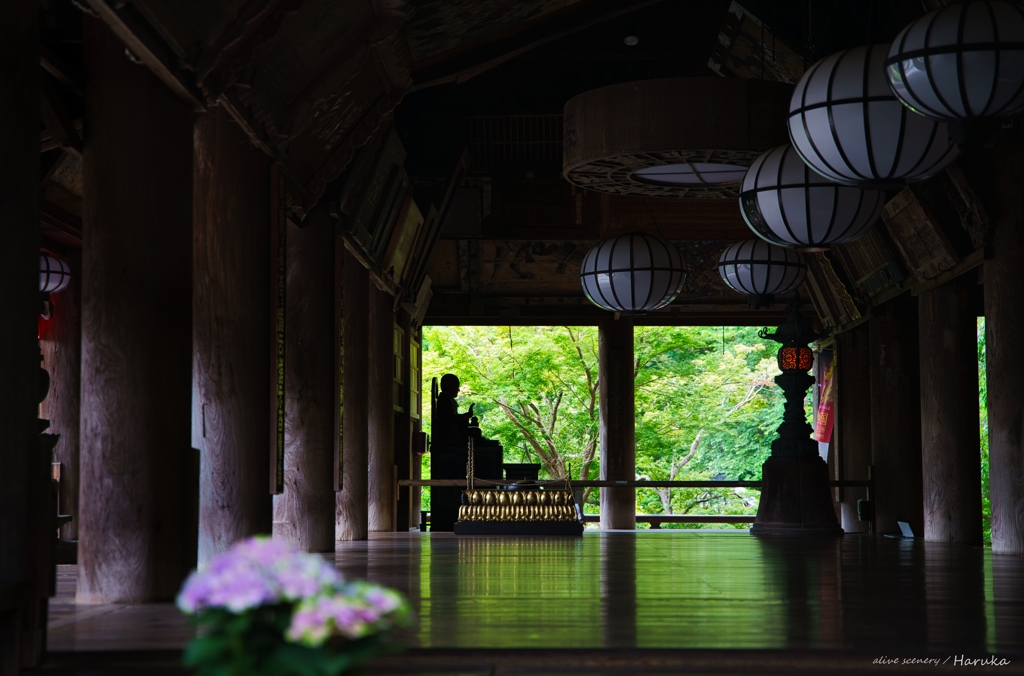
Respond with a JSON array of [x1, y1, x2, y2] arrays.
[[45, 531, 1024, 673]]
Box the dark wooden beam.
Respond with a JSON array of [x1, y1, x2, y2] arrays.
[[84, 0, 205, 110], [411, 0, 668, 90], [40, 45, 83, 96], [40, 77, 82, 156]]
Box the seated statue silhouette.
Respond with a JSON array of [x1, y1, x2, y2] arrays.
[[429, 373, 504, 531], [431, 373, 475, 448]]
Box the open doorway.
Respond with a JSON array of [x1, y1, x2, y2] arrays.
[[419, 325, 793, 529]]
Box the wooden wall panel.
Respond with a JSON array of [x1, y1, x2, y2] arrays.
[[78, 18, 195, 603]]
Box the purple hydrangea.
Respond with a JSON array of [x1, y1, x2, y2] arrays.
[[176, 536, 341, 614]]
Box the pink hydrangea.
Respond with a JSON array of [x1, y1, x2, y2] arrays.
[[176, 536, 341, 614]]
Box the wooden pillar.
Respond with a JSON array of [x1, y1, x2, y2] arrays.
[[395, 310, 413, 532], [984, 126, 1024, 556], [368, 283, 395, 531], [40, 250, 81, 541], [77, 18, 196, 603], [835, 324, 872, 533], [869, 294, 924, 537], [919, 275, 982, 546], [0, 2, 40, 669], [599, 317, 635, 530], [272, 212, 336, 552], [193, 105, 272, 562], [337, 252, 369, 540]]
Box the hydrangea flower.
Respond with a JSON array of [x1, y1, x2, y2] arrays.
[[176, 536, 341, 614]]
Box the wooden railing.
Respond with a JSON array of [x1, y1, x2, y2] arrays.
[[402, 479, 873, 528], [398, 480, 872, 488]]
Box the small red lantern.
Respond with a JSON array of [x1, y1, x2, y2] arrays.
[[778, 345, 814, 372]]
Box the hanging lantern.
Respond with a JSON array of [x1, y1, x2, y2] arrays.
[[777, 345, 815, 372], [739, 145, 885, 250], [39, 255, 71, 294], [718, 239, 806, 308], [580, 233, 685, 313], [788, 44, 960, 189], [886, 2, 1024, 123]]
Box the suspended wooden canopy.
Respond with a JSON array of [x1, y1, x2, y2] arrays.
[[562, 78, 792, 198]]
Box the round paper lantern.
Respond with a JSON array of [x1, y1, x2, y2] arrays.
[[788, 44, 960, 189], [580, 233, 685, 313], [886, 2, 1024, 121], [718, 239, 806, 304], [39, 255, 71, 294], [739, 145, 885, 250]]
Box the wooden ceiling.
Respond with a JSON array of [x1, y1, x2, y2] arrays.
[[38, 0, 937, 327]]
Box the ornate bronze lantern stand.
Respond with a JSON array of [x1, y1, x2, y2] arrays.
[[751, 297, 843, 536]]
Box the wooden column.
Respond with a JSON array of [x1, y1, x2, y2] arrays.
[[599, 317, 635, 530], [984, 126, 1024, 556], [869, 294, 924, 537], [835, 324, 872, 533], [0, 2, 40, 668], [272, 212, 336, 552], [919, 275, 982, 546], [395, 310, 413, 532], [368, 283, 395, 532], [78, 18, 196, 603], [40, 250, 81, 541], [337, 252, 369, 540], [193, 105, 272, 562]]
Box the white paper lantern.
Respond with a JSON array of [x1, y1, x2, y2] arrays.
[[580, 233, 686, 313], [40, 255, 71, 294], [887, 2, 1024, 121], [789, 44, 960, 189], [718, 240, 806, 303], [740, 145, 885, 250]]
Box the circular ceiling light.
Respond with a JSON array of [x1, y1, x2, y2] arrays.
[[886, 2, 1024, 122], [788, 44, 960, 190], [632, 162, 749, 186], [564, 78, 793, 198], [740, 145, 885, 251], [624, 35, 639, 46], [718, 239, 806, 307], [580, 233, 686, 313]]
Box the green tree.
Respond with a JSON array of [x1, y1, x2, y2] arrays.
[[979, 318, 991, 546], [422, 325, 786, 523]]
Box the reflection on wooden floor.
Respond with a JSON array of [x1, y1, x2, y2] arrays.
[[47, 532, 1024, 671]]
